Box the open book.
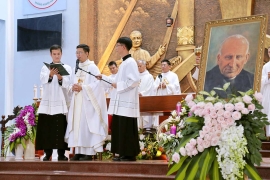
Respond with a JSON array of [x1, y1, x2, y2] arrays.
[[43, 62, 70, 76]]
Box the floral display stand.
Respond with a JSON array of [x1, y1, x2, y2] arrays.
[[157, 84, 269, 180], [15, 144, 24, 160]]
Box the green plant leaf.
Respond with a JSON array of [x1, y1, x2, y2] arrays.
[[223, 82, 230, 90], [199, 147, 216, 180], [185, 117, 200, 123], [198, 91, 210, 96], [209, 157, 222, 180], [175, 157, 192, 180], [213, 87, 223, 91], [167, 155, 188, 175], [244, 163, 262, 180], [205, 97, 216, 101], [210, 90, 216, 96], [176, 132, 199, 152], [184, 153, 203, 180], [21, 138, 26, 149], [10, 141, 15, 152]]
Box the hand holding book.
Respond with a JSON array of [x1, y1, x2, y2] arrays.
[[43, 62, 70, 76]]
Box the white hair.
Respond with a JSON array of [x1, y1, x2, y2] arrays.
[[137, 60, 146, 65]]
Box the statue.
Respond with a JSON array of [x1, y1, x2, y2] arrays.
[[129, 30, 167, 69]]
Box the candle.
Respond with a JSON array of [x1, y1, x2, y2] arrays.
[[33, 85, 37, 99], [170, 124, 176, 135], [40, 85, 43, 99], [176, 102, 181, 115]]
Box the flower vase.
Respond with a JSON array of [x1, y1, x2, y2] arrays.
[[15, 144, 24, 160], [24, 140, 35, 160]]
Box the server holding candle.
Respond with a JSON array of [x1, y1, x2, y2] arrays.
[[36, 45, 72, 161]]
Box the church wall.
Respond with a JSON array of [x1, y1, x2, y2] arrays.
[[0, 0, 7, 20], [12, 1, 79, 107], [0, 20, 5, 116]]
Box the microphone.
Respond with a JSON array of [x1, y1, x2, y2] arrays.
[[158, 74, 162, 82], [77, 67, 112, 84], [75, 59, 79, 74]]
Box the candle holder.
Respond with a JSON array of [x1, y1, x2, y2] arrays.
[[33, 98, 38, 104], [194, 46, 202, 67]]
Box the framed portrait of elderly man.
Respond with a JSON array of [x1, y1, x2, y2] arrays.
[[197, 14, 268, 98]]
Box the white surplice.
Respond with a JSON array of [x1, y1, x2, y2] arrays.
[[153, 71, 181, 96], [65, 60, 108, 155], [261, 61, 270, 136], [138, 70, 155, 128], [102, 57, 140, 118], [38, 63, 72, 115]]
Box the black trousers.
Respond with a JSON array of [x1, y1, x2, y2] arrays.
[[111, 114, 140, 156], [36, 113, 69, 150]]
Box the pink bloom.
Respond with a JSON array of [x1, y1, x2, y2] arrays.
[[194, 109, 202, 116], [185, 143, 193, 151], [242, 95, 252, 104], [185, 94, 194, 103], [211, 137, 219, 146], [214, 102, 224, 111], [241, 108, 249, 115], [142, 151, 146, 155], [205, 102, 214, 110], [217, 109, 225, 117], [204, 115, 212, 122], [223, 111, 232, 118], [202, 126, 210, 132], [226, 117, 235, 126], [202, 140, 210, 149], [204, 134, 211, 141], [191, 149, 198, 156], [188, 101, 196, 108], [217, 116, 225, 123], [234, 102, 245, 111], [225, 103, 234, 112], [248, 104, 255, 112], [196, 137, 203, 145], [172, 152, 180, 163], [199, 130, 206, 138], [190, 104, 197, 112], [210, 112, 218, 119], [190, 138, 197, 146], [179, 147, 186, 156], [197, 102, 205, 109], [232, 111, 242, 120], [197, 145, 204, 152], [254, 92, 263, 102], [210, 107, 216, 112]]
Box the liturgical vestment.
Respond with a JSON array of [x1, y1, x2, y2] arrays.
[[261, 61, 270, 136], [65, 60, 108, 155], [153, 71, 181, 96]]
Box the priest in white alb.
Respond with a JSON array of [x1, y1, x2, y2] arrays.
[[261, 46, 270, 137], [137, 59, 156, 128], [153, 59, 181, 96], [65, 44, 108, 161]]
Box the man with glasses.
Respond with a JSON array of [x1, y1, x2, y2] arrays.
[[65, 44, 108, 161], [97, 37, 140, 161], [153, 59, 181, 96]]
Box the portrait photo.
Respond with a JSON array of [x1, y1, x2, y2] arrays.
[[197, 14, 268, 98]]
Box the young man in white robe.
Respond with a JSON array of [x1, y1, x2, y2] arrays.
[[153, 59, 181, 95], [106, 61, 118, 98], [261, 46, 270, 137], [65, 44, 108, 161], [137, 60, 156, 128], [97, 37, 140, 161], [36, 45, 72, 161]]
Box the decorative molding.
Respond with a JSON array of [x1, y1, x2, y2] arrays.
[[177, 26, 194, 45]]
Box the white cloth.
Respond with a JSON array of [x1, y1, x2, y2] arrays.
[[65, 60, 108, 155], [105, 73, 117, 98], [153, 71, 181, 96], [102, 57, 140, 118], [261, 61, 270, 136], [37, 63, 72, 115], [138, 70, 155, 128], [192, 67, 199, 80]]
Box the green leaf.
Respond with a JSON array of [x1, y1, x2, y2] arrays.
[[209, 157, 222, 180], [184, 153, 203, 180], [213, 87, 223, 91], [199, 147, 216, 180], [210, 90, 216, 96], [21, 138, 26, 149], [205, 97, 216, 101], [223, 82, 230, 90], [167, 156, 188, 175], [185, 117, 200, 123], [198, 91, 210, 96], [175, 158, 192, 180], [244, 163, 262, 180], [10, 141, 15, 152]]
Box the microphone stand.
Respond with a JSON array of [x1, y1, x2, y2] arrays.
[[77, 67, 112, 84]]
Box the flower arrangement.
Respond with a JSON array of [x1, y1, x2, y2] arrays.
[[161, 83, 269, 180], [102, 140, 113, 160], [4, 104, 38, 156], [137, 129, 163, 160]]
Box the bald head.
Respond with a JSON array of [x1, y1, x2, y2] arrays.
[[130, 30, 142, 48]]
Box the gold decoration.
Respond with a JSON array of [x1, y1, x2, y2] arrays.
[[177, 26, 194, 45]]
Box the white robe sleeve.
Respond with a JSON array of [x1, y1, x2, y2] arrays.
[[40, 66, 51, 84], [166, 73, 181, 95], [140, 75, 154, 96], [117, 61, 140, 94], [261, 64, 270, 92], [61, 65, 72, 88]]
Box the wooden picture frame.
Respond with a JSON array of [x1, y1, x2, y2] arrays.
[[197, 14, 268, 98]]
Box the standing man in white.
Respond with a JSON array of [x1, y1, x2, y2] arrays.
[[261, 46, 270, 137], [153, 59, 181, 96], [65, 44, 108, 161], [36, 45, 72, 161], [137, 60, 155, 128], [97, 37, 140, 161]]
